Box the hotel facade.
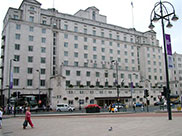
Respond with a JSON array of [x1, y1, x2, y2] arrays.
[[2, 0, 180, 108]]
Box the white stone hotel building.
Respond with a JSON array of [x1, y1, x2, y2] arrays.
[[1, 0, 181, 108]]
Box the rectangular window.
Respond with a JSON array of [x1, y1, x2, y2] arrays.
[[29, 35, 34, 41], [102, 56, 105, 60], [101, 48, 105, 52], [41, 38, 46, 43], [76, 71, 81, 76], [121, 73, 124, 78], [40, 80, 46, 87], [110, 49, 113, 53], [28, 46, 33, 52], [42, 20, 46, 24], [93, 30, 96, 35], [15, 34, 20, 40], [105, 73, 108, 78], [109, 41, 112, 46], [14, 15, 18, 19], [84, 62, 88, 67], [66, 70, 70, 76], [109, 34, 112, 38], [93, 47, 97, 51], [29, 26, 34, 32], [66, 81, 70, 86], [64, 61, 68, 66], [16, 24, 21, 30], [101, 40, 105, 45], [14, 67, 19, 73], [27, 68, 33, 74], [84, 28, 87, 34], [64, 51, 68, 56], [86, 71, 90, 77], [41, 69, 46, 74], [27, 79, 33, 86], [15, 44, 20, 50], [74, 44, 78, 48], [64, 24, 68, 30], [29, 16, 34, 22], [84, 45, 88, 50], [101, 32, 104, 37], [13, 79, 19, 86], [84, 53, 88, 59], [96, 72, 100, 77], [74, 26, 78, 32], [84, 37, 87, 42], [64, 42, 68, 47], [42, 28, 46, 33], [64, 33, 68, 39], [41, 57, 46, 63], [28, 56, 33, 63], [87, 81, 90, 86], [14, 55, 20, 61], [74, 36, 78, 40], [93, 55, 97, 60], [74, 62, 78, 67], [74, 52, 78, 58], [76, 81, 81, 86], [41, 47, 46, 53]]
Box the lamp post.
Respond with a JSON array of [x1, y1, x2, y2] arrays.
[[131, 73, 137, 109], [36, 70, 41, 105], [8, 59, 16, 114], [111, 60, 119, 112], [149, 1, 178, 120]]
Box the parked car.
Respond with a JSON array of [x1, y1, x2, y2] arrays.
[[114, 103, 126, 109], [136, 102, 142, 107], [56, 104, 75, 112], [154, 101, 164, 106]]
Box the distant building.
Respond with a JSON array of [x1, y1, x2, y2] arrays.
[[1, 0, 168, 108], [171, 52, 182, 95]]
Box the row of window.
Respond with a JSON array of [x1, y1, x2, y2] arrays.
[[63, 60, 137, 71], [13, 79, 46, 87], [15, 44, 46, 53], [14, 55, 46, 63], [66, 80, 138, 87], [15, 33, 46, 43], [65, 70, 138, 79], [16, 24, 46, 34], [14, 67, 46, 74]]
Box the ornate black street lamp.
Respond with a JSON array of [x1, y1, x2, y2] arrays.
[[149, 1, 178, 120]]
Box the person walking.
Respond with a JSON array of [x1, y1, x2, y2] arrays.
[[23, 107, 34, 129], [0, 107, 3, 129]]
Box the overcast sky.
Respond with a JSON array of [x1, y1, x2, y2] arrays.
[[0, 0, 181, 54]]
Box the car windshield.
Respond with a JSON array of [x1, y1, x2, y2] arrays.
[[57, 105, 64, 107]]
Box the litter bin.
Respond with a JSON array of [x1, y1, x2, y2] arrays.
[[177, 105, 181, 111]]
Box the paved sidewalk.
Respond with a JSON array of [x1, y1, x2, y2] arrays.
[[1, 113, 182, 136]]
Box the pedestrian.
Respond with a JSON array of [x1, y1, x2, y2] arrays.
[[109, 104, 112, 112], [133, 103, 136, 112], [0, 107, 3, 129], [23, 107, 34, 129]]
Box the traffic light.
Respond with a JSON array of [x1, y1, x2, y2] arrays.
[[161, 86, 167, 98], [144, 89, 149, 98]]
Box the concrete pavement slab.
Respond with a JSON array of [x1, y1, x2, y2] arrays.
[[1, 113, 182, 136]]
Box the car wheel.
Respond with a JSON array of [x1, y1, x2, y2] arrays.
[[57, 109, 61, 112], [69, 109, 72, 112]]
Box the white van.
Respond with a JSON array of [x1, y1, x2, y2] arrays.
[[56, 104, 75, 112]]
